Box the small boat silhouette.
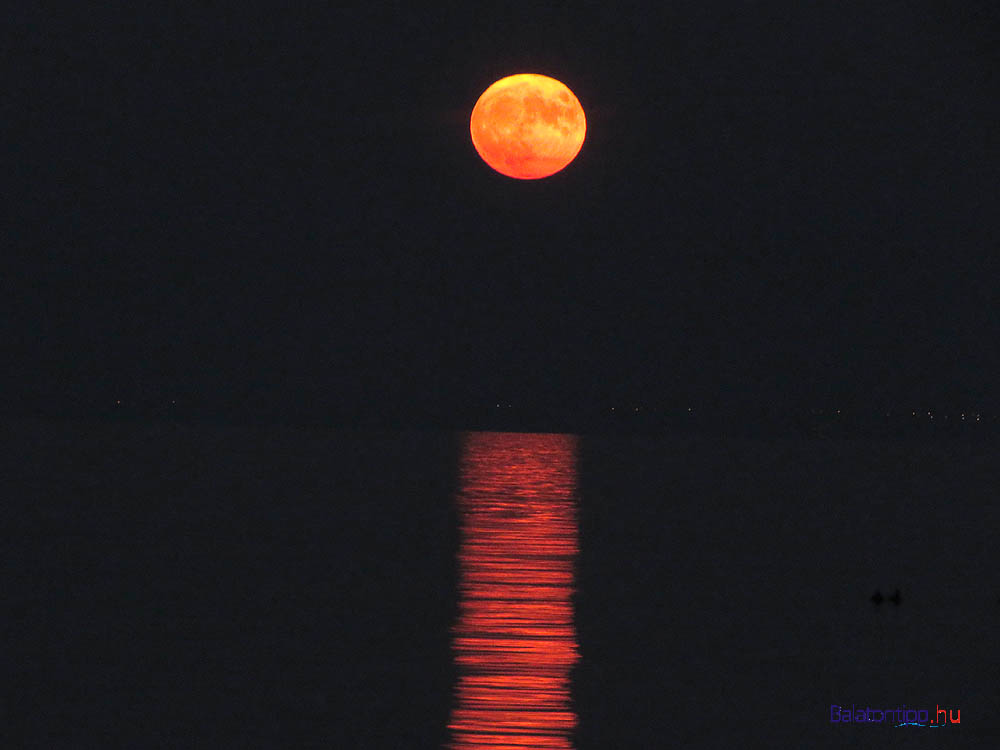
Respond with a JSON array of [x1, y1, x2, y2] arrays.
[[889, 589, 901, 605], [871, 590, 883, 604]]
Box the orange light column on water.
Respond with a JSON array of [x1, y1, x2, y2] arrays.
[[448, 432, 580, 750], [470, 74, 586, 179]]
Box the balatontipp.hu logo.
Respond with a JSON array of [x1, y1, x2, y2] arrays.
[[831, 704, 961, 728]]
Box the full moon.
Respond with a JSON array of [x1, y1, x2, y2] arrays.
[[470, 73, 586, 180]]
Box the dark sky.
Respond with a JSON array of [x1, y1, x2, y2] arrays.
[[7, 2, 998, 419]]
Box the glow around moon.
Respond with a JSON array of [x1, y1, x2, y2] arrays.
[[470, 74, 586, 180]]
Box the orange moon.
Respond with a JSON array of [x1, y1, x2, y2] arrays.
[[470, 73, 586, 180]]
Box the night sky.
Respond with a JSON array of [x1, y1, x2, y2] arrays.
[[7, 2, 998, 423]]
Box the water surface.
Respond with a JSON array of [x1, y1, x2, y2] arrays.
[[5, 420, 998, 747], [449, 432, 579, 749]]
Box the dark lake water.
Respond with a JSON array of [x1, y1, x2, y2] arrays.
[[5, 420, 997, 747]]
